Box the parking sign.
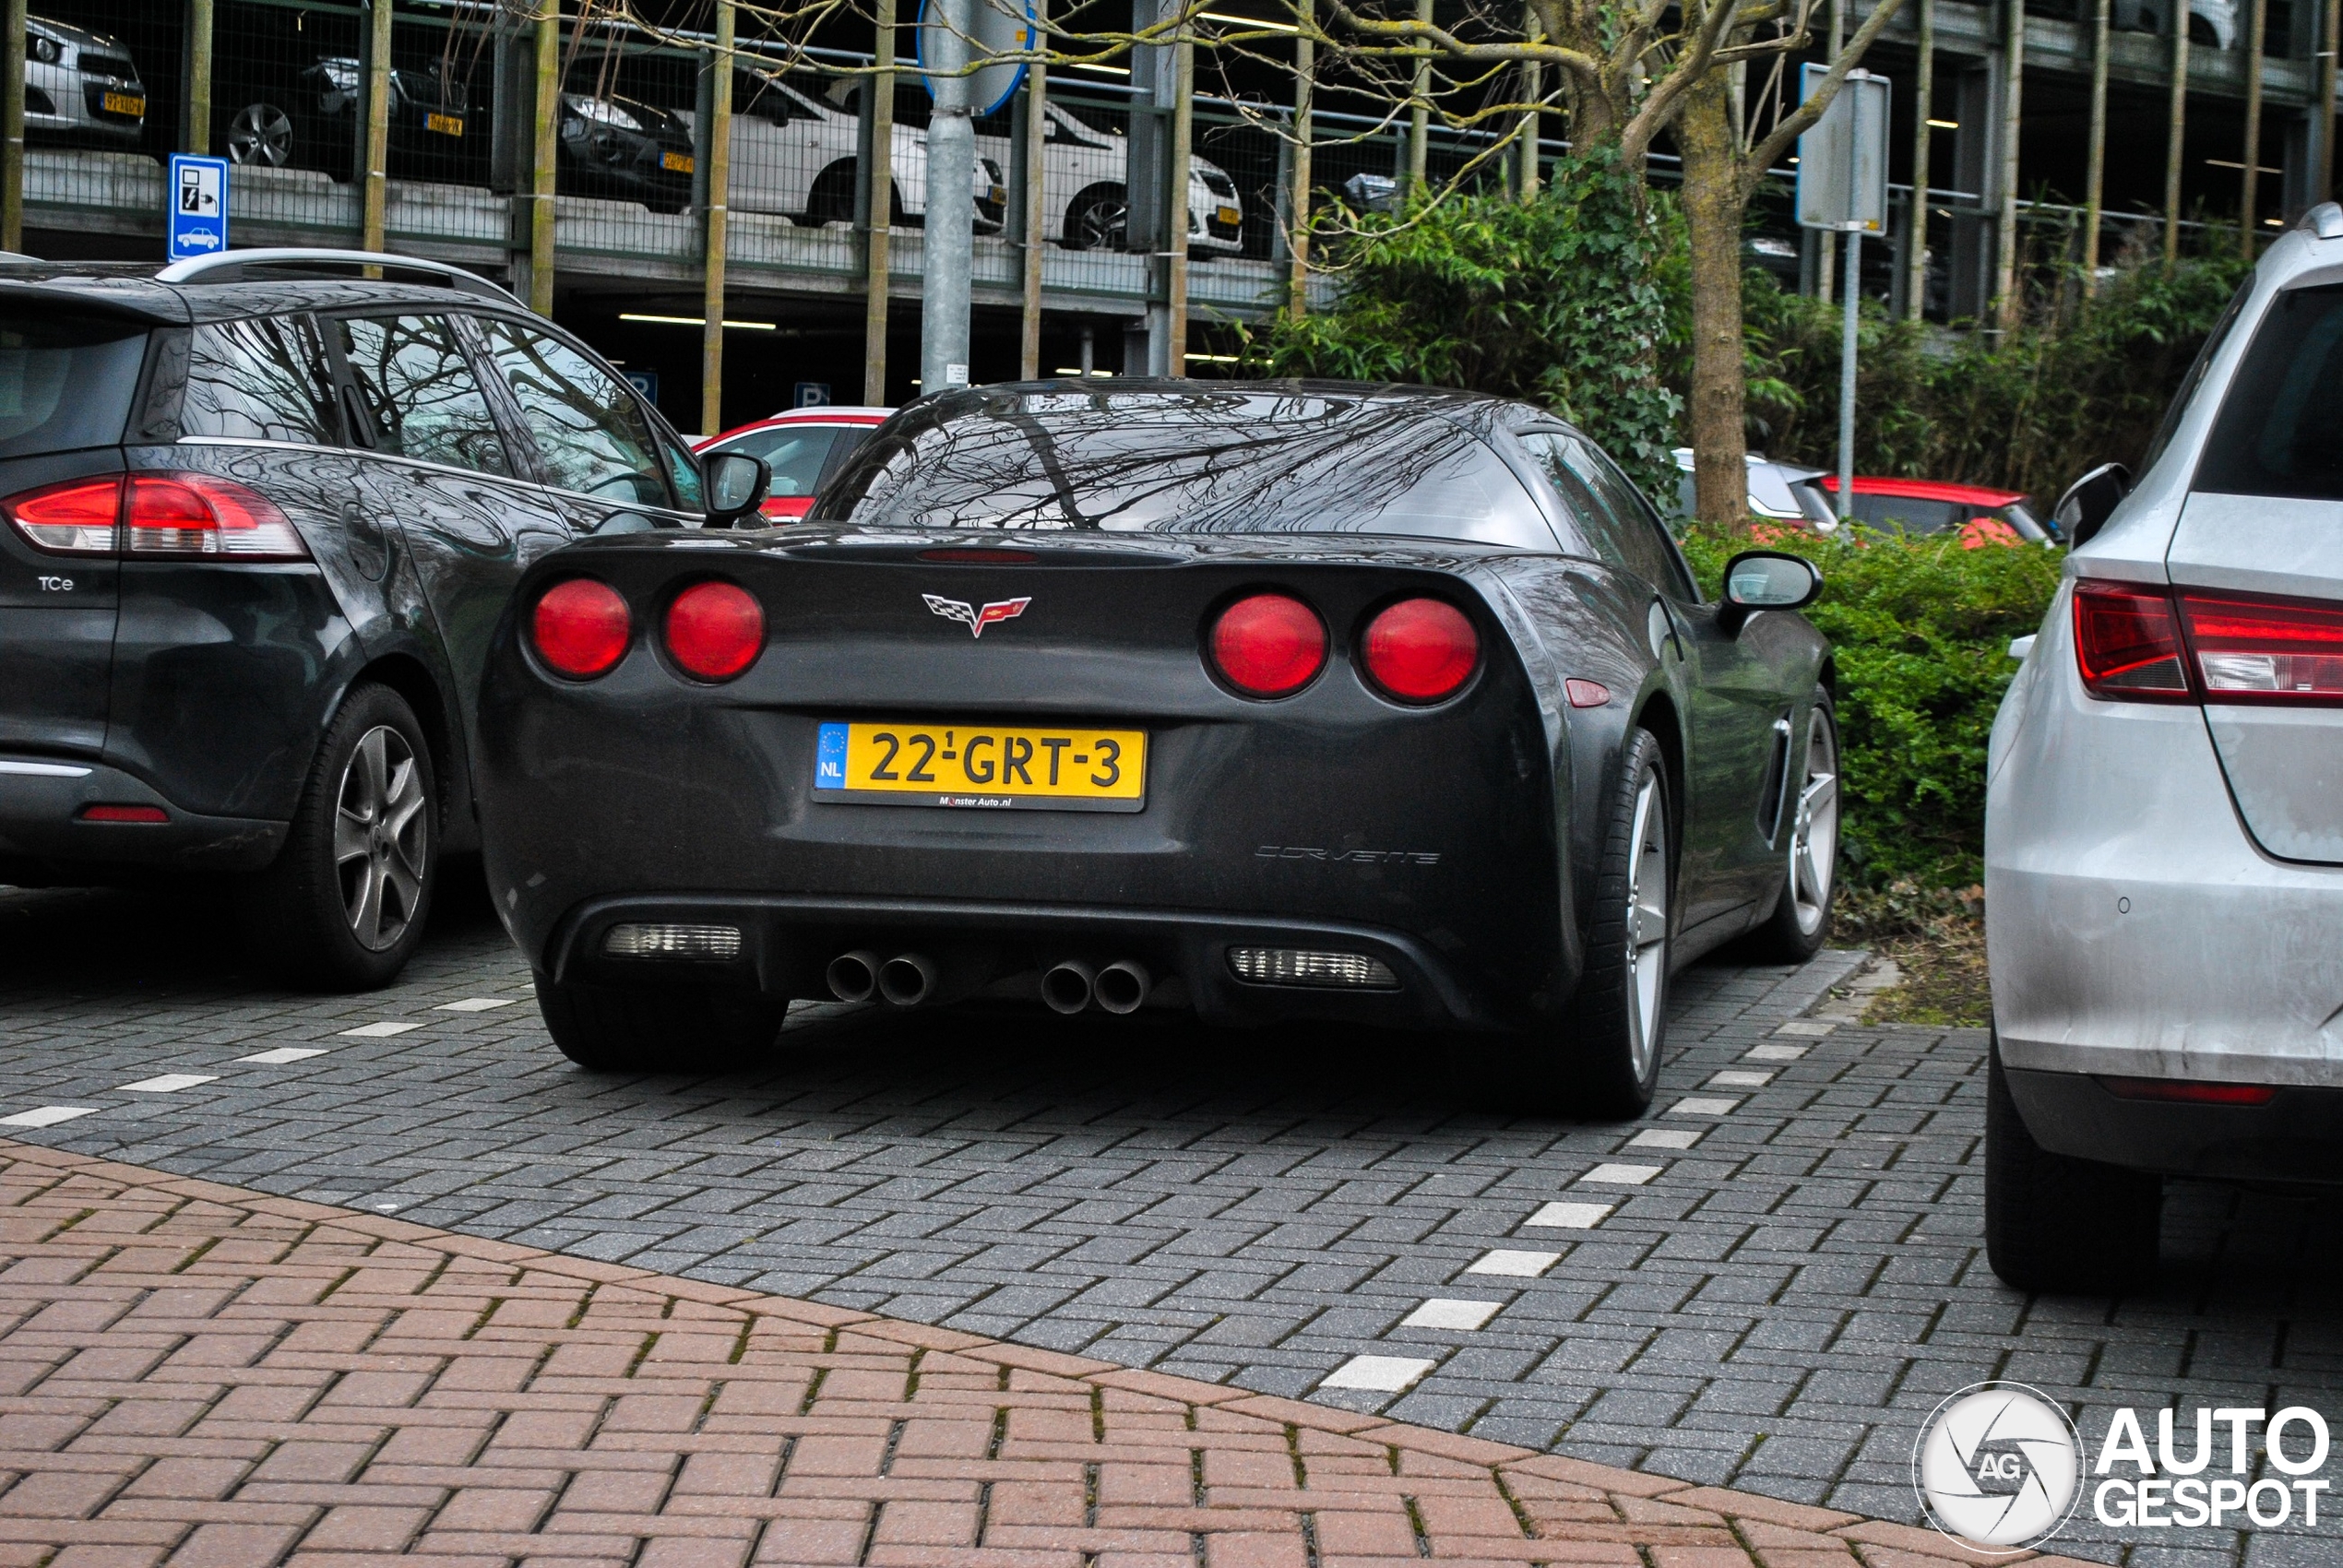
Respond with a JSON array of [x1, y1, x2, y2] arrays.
[[166, 154, 230, 261]]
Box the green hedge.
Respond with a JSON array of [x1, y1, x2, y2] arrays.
[[1675, 528, 2065, 891]]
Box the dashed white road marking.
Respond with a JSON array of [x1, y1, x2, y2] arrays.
[[0, 1107, 98, 1128], [1743, 1043, 1807, 1062], [1629, 1127, 1701, 1150], [1669, 1097, 1740, 1116], [1775, 1019, 1836, 1037], [1525, 1201, 1612, 1229], [1707, 1070, 1773, 1088], [339, 1021, 422, 1038], [117, 1075, 218, 1094], [1465, 1249, 1561, 1277], [1580, 1162, 1662, 1185], [1321, 1354, 1436, 1393], [435, 998, 515, 1013], [238, 1048, 327, 1064], [1401, 1299, 1503, 1331]]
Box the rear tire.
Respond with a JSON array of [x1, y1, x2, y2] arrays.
[[1985, 1037, 2160, 1293], [1742, 691, 1840, 964], [245, 683, 437, 992], [535, 975, 786, 1073], [1528, 728, 1671, 1119]]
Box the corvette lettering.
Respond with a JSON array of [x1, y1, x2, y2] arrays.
[[924, 594, 1032, 637], [1257, 845, 1442, 865]]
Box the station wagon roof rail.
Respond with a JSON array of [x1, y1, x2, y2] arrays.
[[154, 248, 518, 304]]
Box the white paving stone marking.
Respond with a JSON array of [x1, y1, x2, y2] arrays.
[[1465, 1249, 1562, 1277], [1707, 1070, 1774, 1088], [1628, 1127, 1701, 1150], [1743, 1044, 1807, 1062], [1401, 1299, 1504, 1331], [237, 1048, 327, 1064], [1525, 1201, 1613, 1229], [435, 998, 515, 1012], [1774, 1019, 1837, 1037], [0, 1107, 98, 1128], [339, 1021, 422, 1038], [1320, 1354, 1437, 1393], [117, 1075, 218, 1094], [1579, 1163, 1662, 1185], [1669, 1097, 1741, 1116]]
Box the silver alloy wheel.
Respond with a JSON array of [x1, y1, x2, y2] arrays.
[[333, 725, 429, 952], [1068, 191, 1127, 250], [228, 102, 292, 166], [1623, 772, 1670, 1083], [1786, 707, 1841, 936]]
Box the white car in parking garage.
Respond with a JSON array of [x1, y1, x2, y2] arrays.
[[976, 101, 1247, 257], [683, 77, 1006, 232], [1983, 200, 2343, 1292]]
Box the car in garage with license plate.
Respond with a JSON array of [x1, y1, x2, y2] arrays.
[[478, 382, 1842, 1112], [1985, 200, 2343, 1291], [0, 249, 767, 992]]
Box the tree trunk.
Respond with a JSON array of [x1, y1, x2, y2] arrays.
[[1677, 69, 1749, 531]]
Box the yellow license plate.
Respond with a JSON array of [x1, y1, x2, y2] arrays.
[[662, 149, 695, 173], [815, 720, 1145, 812], [102, 92, 144, 116], [425, 112, 463, 137], [1215, 204, 1241, 226]]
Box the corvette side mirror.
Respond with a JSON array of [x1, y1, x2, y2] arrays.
[[704, 451, 771, 527], [2054, 462, 2131, 547], [1719, 550, 1823, 635]]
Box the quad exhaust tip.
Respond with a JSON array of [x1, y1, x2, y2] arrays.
[[1094, 959, 1150, 1015], [878, 953, 937, 1008], [826, 949, 879, 1004], [1041, 959, 1095, 1016]]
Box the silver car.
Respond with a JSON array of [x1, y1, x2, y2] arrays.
[[1983, 201, 2343, 1292], [25, 15, 145, 148]]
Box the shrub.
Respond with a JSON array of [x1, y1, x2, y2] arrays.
[[1243, 150, 1683, 498], [1736, 236, 2252, 500], [1676, 526, 2065, 891]]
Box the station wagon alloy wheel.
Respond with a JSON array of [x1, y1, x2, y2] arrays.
[[1786, 708, 1839, 937], [335, 725, 429, 952]]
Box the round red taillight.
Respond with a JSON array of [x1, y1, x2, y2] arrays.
[[1362, 598, 1479, 703], [1208, 592, 1326, 697], [531, 578, 632, 679], [665, 580, 766, 681]]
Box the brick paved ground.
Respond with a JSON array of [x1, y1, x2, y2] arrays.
[[0, 1135, 2097, 1567], [1, 883, 2339, 1564]]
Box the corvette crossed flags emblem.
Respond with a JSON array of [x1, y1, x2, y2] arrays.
[[923, 594, 1032, 638]]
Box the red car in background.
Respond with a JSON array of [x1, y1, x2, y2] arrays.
[[1808, 476, 2055, 546], [694, 406, 890, 521]]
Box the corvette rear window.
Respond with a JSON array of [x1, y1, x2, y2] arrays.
[[815, 390, 1562, 549], [2194, 283, 2343, 501]]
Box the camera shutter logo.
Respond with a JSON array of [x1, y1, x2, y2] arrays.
[[1912, 1383, 2082, 1550]]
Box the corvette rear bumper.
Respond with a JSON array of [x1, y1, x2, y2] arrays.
[[541, 892, 1500, 1030]]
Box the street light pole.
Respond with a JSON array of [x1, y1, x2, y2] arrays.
[[922, 0, 975, 396], [1838, 229, 1860, 521]]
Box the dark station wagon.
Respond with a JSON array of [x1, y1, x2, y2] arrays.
[[0, 249, 766, 989]]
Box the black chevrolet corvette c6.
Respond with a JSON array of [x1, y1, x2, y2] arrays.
[[475, 381, 1839, 1114]]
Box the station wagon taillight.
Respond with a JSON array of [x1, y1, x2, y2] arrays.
[[664, 580, 765, 681], [4, 475, 121, 553], [2075, 578, 2343, 706], [125, 474, 307, 560], [1208, 592, 1326, 697], [1362, 598, 1480, 703], [4, 472, 309, 559], [531, 578, 632, 678]]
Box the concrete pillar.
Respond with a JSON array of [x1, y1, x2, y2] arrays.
[[862, 0, 897, 406], [361, 0, 393, 252], [184, 0, 214, 156], [1905, 0, 1934, 319], [528, 0, 559, 316], [3, 0, 25, 254], [1018, 0, 1048, 381], [1287, 0, 1313, 319], [700, 1, 733, 439], [1947, 67, 1993, 321]]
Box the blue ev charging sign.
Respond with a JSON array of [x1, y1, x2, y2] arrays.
[[166, 155, 230, 262]]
